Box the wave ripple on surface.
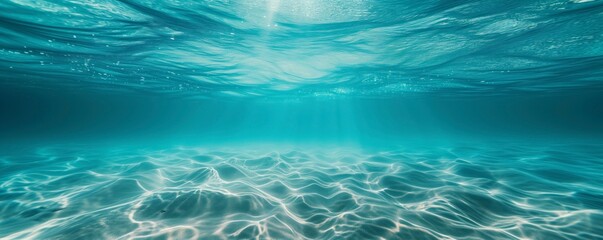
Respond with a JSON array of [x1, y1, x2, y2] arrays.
[[1, 144, 602, 239], [1, 0, 602, 97]]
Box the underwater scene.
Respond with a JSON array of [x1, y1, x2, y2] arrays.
[[1, 0, 603, 239]]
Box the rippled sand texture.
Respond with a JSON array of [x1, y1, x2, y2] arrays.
[[1, 144, 602, 239]]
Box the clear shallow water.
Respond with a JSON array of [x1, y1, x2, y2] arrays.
[[1, 144, 602, 239], [1, 0, 603, 239]]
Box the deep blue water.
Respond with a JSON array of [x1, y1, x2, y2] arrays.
[[1, 0, 603, 239]]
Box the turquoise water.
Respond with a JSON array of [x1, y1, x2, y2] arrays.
[[1, 0, 603, 239], [1, 144, 602, 239]]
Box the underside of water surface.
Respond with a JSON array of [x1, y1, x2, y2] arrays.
[[1, 0, 603, 239]]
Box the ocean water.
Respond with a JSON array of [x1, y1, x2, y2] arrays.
[[1, 0, 603, 239]]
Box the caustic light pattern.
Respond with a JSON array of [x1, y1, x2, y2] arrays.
[[1, 145, 602, 239]]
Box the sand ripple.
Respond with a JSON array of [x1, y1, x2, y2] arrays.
[[1, 144, 602, 239]]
